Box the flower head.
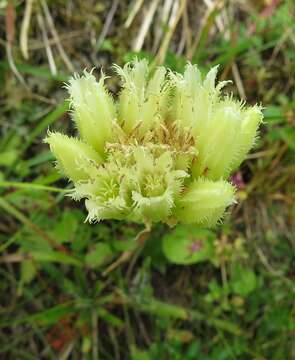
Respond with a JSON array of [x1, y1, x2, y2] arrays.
[[45, 60, 262, 227]]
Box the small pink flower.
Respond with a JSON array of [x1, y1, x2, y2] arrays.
[[187, 239, 203, 254], [230, 171, 246, 190]]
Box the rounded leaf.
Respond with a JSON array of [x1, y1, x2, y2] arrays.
[[162, 225, 216, 264]]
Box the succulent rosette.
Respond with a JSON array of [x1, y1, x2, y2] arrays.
[[45, 60, 262, 227]]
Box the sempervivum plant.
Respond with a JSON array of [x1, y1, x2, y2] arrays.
[[45, 60, 262, 228]]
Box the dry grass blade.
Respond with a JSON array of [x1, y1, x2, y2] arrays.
[[124, 0, 144, 28], [176, 6, 188, 55], [40, 0, 75, 72], [96, 0, 120, 51], [0, 198, 58, 249], [203, 0, 226, 35], [187, 0, 222, 61], [156, 0, 186, 64], [37, 11, 57, 76], [153, 0, 174, 52], [20, 0, 34, 60], [0, 253, 31, 264], [133, 0, 161, 52], [231, 62, 246, 99], [5, 2, 27, 87], [102, 225, 151, 276], [58, 341, 75, 360], [91, 309, 99, 360]]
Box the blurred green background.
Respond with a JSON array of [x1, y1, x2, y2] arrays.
[[0, 0, 294, 359]]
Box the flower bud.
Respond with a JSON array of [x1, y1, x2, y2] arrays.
[[114, 59, 149, 133], [115, 60, 169, 134], [191, 101, 242, 180], [171, 63, 263, 180], [140, 66, 169, 134], [191, 103, 262, 180], [170, 63, 202, 129], [67, 71, 116, 156], [231, 105, 263, 170], [174, 178, 235, 227], [44, 132, 102, 182]]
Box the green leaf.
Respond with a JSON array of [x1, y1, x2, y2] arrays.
[[51, 210, 79, 244], [0, 150, 18, 167], [20, 259, 37, 284], [135, 297, 188, 319], [82, 336, 91, 353], [231, 264, 257, 296], [111, 238, 137, 252], [28, 303, 75, 326], [162, 225, 216, 264], [96, 308, 123, 327], [263, 105, 285, 124], [85, 243, 113, 268], [31, 250, 83, 267], [21, 101, 69, 154], [131, 346, 150, 360], [279, 126, 295, 150], [0, 60, 69, 81]]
